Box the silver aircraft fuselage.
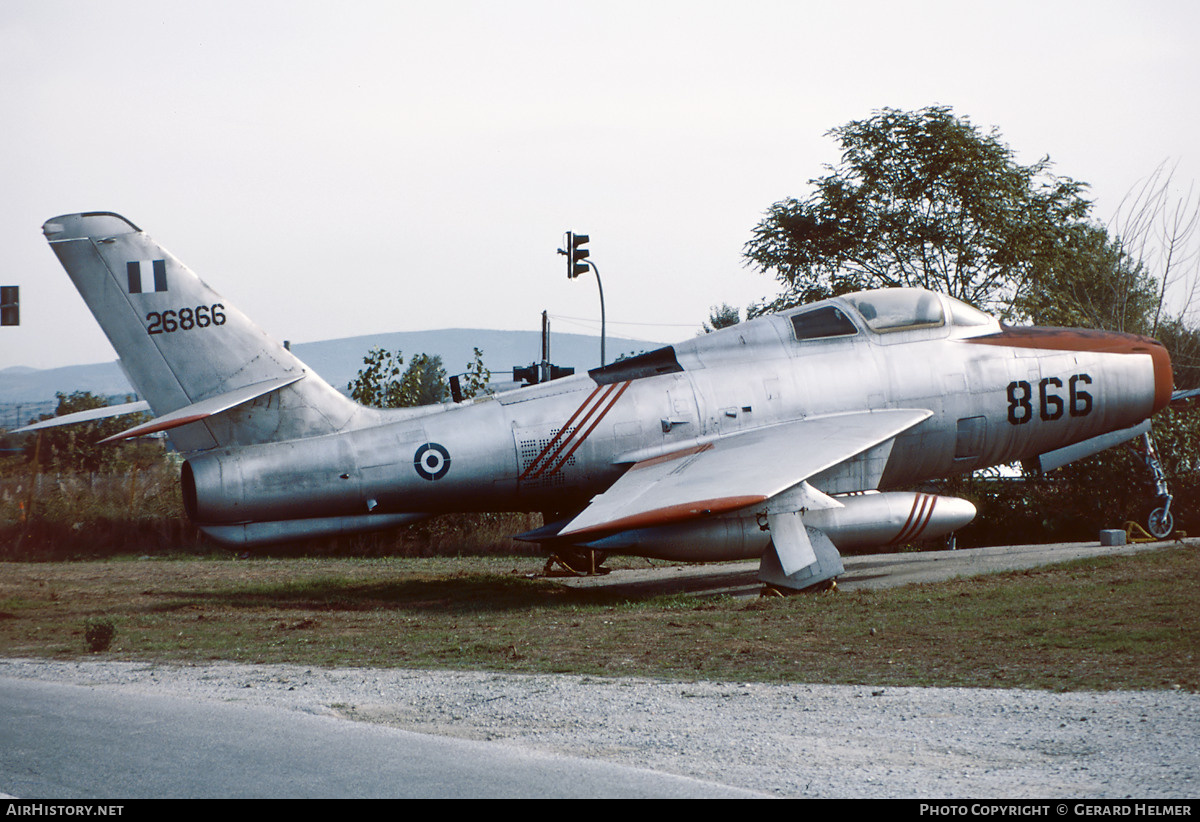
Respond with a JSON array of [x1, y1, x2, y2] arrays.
[[182, 291, 1171, 552], [34, 213, 1174, 590]]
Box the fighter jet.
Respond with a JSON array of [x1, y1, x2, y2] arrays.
[[25, 212, 1174, 591]]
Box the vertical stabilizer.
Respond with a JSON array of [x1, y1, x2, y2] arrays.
[[42, 212, 369, 451]]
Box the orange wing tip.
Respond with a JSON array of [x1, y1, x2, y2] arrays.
[[561, 495, 767, 539]]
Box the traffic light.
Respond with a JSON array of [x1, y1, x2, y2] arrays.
[[559, 232, 590, 279], [513, 364, 574, 386], [0, 286, 17, 326], [513, 365, 539, 386]]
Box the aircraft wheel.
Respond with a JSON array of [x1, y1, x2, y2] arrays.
[[1147, 507, 1174, 539]]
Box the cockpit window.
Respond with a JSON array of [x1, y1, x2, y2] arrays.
[[946, 295, 995, 327], [844, 289, 944, 333], [791, 305, 858, 341]]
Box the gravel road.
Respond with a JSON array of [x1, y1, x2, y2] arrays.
[[3, 658, 1196, 798]]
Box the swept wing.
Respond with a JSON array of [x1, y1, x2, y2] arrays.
[[558, 408, 932, 539]]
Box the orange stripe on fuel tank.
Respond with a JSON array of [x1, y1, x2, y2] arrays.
[[889, 493, 936, 546]]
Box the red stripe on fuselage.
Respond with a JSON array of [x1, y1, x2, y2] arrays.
[[521, 381, 630, 480], [539, 381, 631, 477]]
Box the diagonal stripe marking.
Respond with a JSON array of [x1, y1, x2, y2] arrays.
[[527, 382, 620, 480], [519, 384, 608, 480], [542, 380, 631, 476]]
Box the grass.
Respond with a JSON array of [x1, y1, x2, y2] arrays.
[[1, 545, 1196, 691]]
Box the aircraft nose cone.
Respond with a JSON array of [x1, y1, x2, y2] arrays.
[[967, 326, 1174, 417], [1147, 338, 1173, 414]]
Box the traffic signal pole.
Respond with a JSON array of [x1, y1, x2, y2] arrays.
[[557, 232, 606, 367], [587, 260, 605, 367]]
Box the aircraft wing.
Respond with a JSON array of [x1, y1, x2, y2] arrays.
[[558, 408, 932, 539]]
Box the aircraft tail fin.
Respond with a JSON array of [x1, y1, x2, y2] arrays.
[[42, 212, 369, 452]]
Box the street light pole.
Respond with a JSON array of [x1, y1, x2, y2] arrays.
[[586, 259, 605, 367]]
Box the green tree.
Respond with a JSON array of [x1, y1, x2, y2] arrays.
[[26, 391, 153, 473], [347, 347, 407, 408], [458, 347, 492, 400], [702, 303, 741, 333], [1155, 319, 1200, 391], [348, 348, 449, 408], [399, 353, 448, 406], [1016, 221, 1158, 332], [743, 105, 1091, 318]]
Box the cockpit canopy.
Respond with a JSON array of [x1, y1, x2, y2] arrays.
[[592, 287, 1001, 385], [843, 289, 944, 333], [788, 288, 998, 342]]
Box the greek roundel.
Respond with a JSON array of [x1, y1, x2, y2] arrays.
[[413, 442, 451, 480]]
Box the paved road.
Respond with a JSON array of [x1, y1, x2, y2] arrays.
[[4, 538, 1191, 799], [0, 675, 764, 799]]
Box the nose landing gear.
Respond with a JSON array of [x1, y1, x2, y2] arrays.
[[1140, 433, 1174, 539]]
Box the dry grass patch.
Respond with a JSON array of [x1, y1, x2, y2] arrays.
[[0, 546, 1195, 691]]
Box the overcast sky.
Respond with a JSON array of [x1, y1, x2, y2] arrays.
[[1, 0, 1196, 371]]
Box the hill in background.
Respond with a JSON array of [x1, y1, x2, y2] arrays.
[[0, 328, 663, 428]]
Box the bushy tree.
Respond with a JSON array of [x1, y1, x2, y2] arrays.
[[1155, 319, 1200, 391], [744, 105, 1091, 319], [399, 353, 448, 406], [702, 303, 741, 333], [347, 347, 407, 408], [1016, 221, 1158, 332], [348, 348, 449, 408], [26, 391, 154, 473]]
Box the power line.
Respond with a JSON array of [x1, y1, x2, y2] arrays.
[[548, 313, 699, 329]]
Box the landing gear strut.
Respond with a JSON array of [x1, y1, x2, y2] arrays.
[[1140, 433, 1174, 539]]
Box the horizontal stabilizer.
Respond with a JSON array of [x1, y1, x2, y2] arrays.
[[14, 400, 151, 434], [98, 374, 304, 443]]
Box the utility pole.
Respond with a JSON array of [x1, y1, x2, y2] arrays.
[[540, 310, 551, 384]]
